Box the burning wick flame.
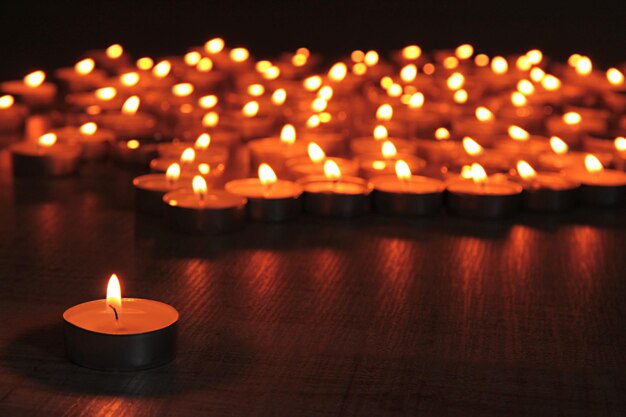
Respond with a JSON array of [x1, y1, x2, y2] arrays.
[[402, 45, 422, 60], [0, 95, 15, 109], [166, 163, 181, 185], [120, 72, 140, 86], [95, 87, 116, 101], [471, 163, 487, 185], [516, 160, 537, 180], [435, 127, 450, 141], [136, 57, 154, 70], [563, 112, 581, 125], [180, 148, 196, 164], [376, 104, 393, 121], [198, 95, 218, 109], [230, 47, 249, 62], [373, 125, 388, 140], [400, 64, 417, 82], [258, 163, 277, 187], [463, 137, 483, 156], [272, 88, 287, 106], [184, 51, 201, 66], [197, 57, 214, 72], [193, 175, 208, 201], [475, 106, 494, 122], [381, 141, 397, 159], [198, 163, 210, 175], [280, 124, 296, 145], [202, 112, 219, 127], [195, 133, 210, 150], [248, 84, 265, 97], [308, 142, 326, 163], [38, 133, 57, 148], [79, 122, 97, 135], [122, 96, 140, 115], [550, 136, 569, 154], [455, 44, 474, 60], [408, 92, 425, 109], [508, 125, 529, 141], [491, 56, 508, 74], [153, 60, 172, 78], [242, 101, 259, 117], [324, 159, 341, 181], [106, 273, 122, 320], [606, 68, 624, 85], [24, 71, 45, 87], [328, 62, 348, 82], [585, 154, 604, 174], [75, 58, 95, 75], [106, 44, 123, 59], [447, 72, 465, 90], [395, 160, 412, 181], [615, 137, 626, 152], [205, 38, 225, 54], [304, 75, 322, 91], [173, 83, 194, 97]]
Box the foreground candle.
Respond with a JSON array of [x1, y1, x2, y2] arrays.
[[225, 163, 303, 221], [514, 160, 580, 212], [63, 274, 178, 371], [564, 154, 626, 207], [371, 160, 445, 216]]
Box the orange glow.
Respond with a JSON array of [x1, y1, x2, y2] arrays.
[[550, 136, 569, 154], [511, 92, 527, 107], [255, 60, 271, 73], [304, 75, 322, 91], [328, 62, 348, 81], [180, 147, 196, 164], [195, 133, 211, 150], [516, 160, 537, 180], [351, 50, 365, 63], [563, 112, 581, 125], [364, 50, 379, 66], [306, 114, 321, 128], [606, 68, 624, 85], [372, 161, 387, 170], [508, 125, 529, 141], [381, 140, 397, 158], [584, 154, 604, 173], [575, 56, 592, 76], [74, 58, 95, 75], [352, 62, 368, 75], [453, 89, 468, 103], [258, 163, 278, 185], [136, 57, 154, 70], [0, 95, 14, 109], [86, 105, 101, 115], [106, 274, 122, 313], [247, 84, 265, 97], [179, 104, 193, 114], [280, 124, 296, 144], [166, 163, 181, 183], [443, 56, 459, 69], [380, 76, 393, 89], [435, 127, 450, 140], [24, 70, 45, 87], [242, 101, 259, 117], [230, 48, 250, 62], [568, 53, 581, 67], [491, 56, 508, 74], [79, 122, 97, 135], [463, 137, 483, 156], [121, 96, 140, 115], [106, 44, 123, 59], [37, 133, 57, 147], [408, 92, 425, 109], [196, 57, 214, 72], [475, 106, 494, 122], [471, 163, 487, 184], [516, 56, 532, 71], [198, 163, 210, 175], [126, 139, 140, 149], [323, 159, 341, 180], [319, 112, 332, 123], [95, 86, 116, 101], [402, 45, 422, 60], [205, 38, 225, 54], [373, 125, 388, 140], [530, 67, 546, 82], [184, 51, 201, 66], [198, 94, 218, 109], [307, 142, 326, 163], [422, 63, 435, 75], [455, 44, 474, 60], [517, 79, 535, 95], [614, 137, 626, 151], [395, 160, 412, 180], [541, 74, 561, 91], [526, 49, 543, 65], [376, 104, 393, 121], [474, 54, 489, 67], [271, 88, 287, 106], [202, 111, 219, 127], [292, 52, 308, 66], [192, 175, 208, 199], [120, 72, 140, 87], [153, 60, 172, 78], [460, 165, 473, 179], [400, 64, 417, 82], [447, 72, 465, 90]]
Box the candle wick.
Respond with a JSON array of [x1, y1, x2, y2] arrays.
[[263, 183, 273, 198], [109, 305, 119, 321]]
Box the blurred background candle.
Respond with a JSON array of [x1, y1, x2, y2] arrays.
[[0, 95, 28, 132], [513, 160, 580, 211], [563, 154, 626, 207], [1, 71, 57, 107], [11, 133, 81, 177]]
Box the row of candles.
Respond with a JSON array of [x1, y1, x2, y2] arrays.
[[3, 39, 626, 371]]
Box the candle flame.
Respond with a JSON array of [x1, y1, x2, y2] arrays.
[[192, 175, 208, 198], [184, 51, 201, 66], [122, 96, 140, 115], [508, 125, 529, 141], [463, 137, 483, 156], [318, 86, 333, 100], [563, 112, 581, 125], [38, 133, 57, 147], [292, 51, 309, 66], [306, 114, 321, 128], [172, 83, 194, 97], [324, 159, 341, 180], [263, 66, 280, 80], [408, 92, 425, 109], [311, 97, 328, 112], [550, 136, 569, 154], [202, 111, 219, 127], [376, 104, 393, 121], [453, 89, 468, 103], [455, 44, 474, 60], [530, 67, 546, 82], [381, 141, 397, 159], [198, 94, 218, 109], [303, 75, 322, 91], [153, 60, 172, 78], [126, 139, 140, 149], [180, 147, 196, 163], [95, 86, 117, 101], [443, 56, 459, 69], [475, 106, 494, 122], [136, 57, 154, 70], [516, 56, 531, 71], [491, 56, 508, 74], [541, 74, 561, 91], [387, 83, 402, 98], [79, 122, 98, 135], [395, 160, 412, 180], [24, 70, 45, 87], [606, 68, 624, 86], [585, 154, 604, 173], [242, 101, 259, 118], [106, 44, 123, 59], [307, 142, 326, 163], [280, 124, 296, 144], [471, 163, 487, 184], [0, 95, 14, 109], [373, 125, 388, 140], [198, 163, 210, 175], [474, 54, 489, 67], [120, 72, 140, 86], [400, 64, 417, 82], [435, 127, 450, 141], [516, 160, 537, 180], [511, 92, 527, 107], [328, 62, 348, 82], [195, 133, 211, 150], [364, 50, 379, 66], [230, 48, 249, 63], [271, 88, 287, 106], [517, 79, 535, 95], [614, 137, 626, 152], [574, 56, 592, 76], [247, 84, 265, 97], [353, 62, 367, 75], [166, 163, 181, 182], [402, 45, 421, 60], [205, 37, 225, 54], [258, 163, 278, 185], [106, 273, 122, 312], [526, 49, 543, 64], [447, 72, 465, 90], [75, 58, 95, 75]]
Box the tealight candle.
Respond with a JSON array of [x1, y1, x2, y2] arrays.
[[63, 274, 178, 371], [225, 163, 303, 221], [248, 124, 309, 176], [51, 122, 115, 160], [357, 140, 426, 179], [350, 125, 418, 156], [446, 163, 523, 218], [222, 100, 276, 141], [493, 126, 551, 163], [545, 112, 585, 146], [285, 142, 358, 180], [86, 43, 131, 71], [415, 128, 465, 164], [371, 160, 445, 216], [11, 133, 81, 177], [538, 136, 613, 171], [54, 58, 107, 92], [97, 96, 157, 138], [514, 160, 580, 212], [0, 95, 28, 132], [112, 137, 163, 167], [164, 175, 247, 234], [563, 154, 626, 207], [298, 160, 372, 217], [133, 163, 192, 215], [150, 146, 226, 187], [1, 71, 57, 108]]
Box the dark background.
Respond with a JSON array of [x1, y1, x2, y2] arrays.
[[0, 0, 624, 80]]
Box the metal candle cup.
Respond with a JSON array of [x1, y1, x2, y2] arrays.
[[225, 178, 303, 222], [63, 298, 178, 371], [133, 174, 192, 215], [446, 180, 523, 219], [564, 168, 626, 207], [298, 175, 372, 217], [371, 175, 445, 216], [517, 173, 580, 212], [10, 141, 81, 177]]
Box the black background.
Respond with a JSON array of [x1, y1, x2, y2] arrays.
[[0, 0, 624, 79]]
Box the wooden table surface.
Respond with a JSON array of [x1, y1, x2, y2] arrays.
[[0, 142, 625, 416]]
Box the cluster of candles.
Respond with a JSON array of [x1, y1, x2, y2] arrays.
[[4, 40, 626, 371], [3, 40, 626, 234]]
